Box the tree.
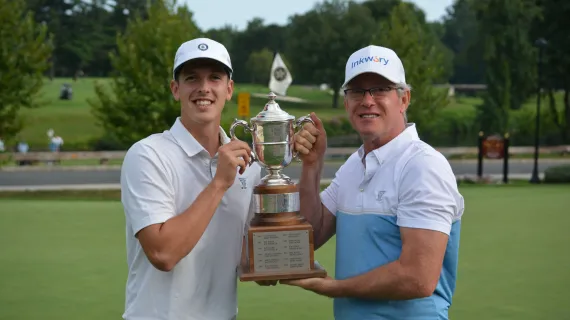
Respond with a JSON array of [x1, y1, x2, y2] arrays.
[[88, 0, 199, 147], [286, 0, 376, 108], [0, 0, 52, 139], [225, 19, 288, 84], [474, 0, 540, 133], [372, 2, 450, 134], [440, 0, 485, 84], [246, 48, 274, 84], [531, 0, 570, 143]]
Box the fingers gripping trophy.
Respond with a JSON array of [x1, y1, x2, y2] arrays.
[[230, 92, 327, 281]]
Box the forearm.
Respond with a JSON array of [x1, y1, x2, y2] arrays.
[[299, 162, 325, 243], [152, 179, 226, 268], [334, 260, 432, 300]]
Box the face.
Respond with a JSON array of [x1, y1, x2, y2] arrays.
[[343, 72, 410, 142], [170, 59, 234, 126]]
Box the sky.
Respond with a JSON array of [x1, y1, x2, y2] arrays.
[[182, 0, 455, 31]]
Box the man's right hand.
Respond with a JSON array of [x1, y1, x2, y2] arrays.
[[294, 112, 326, 167], [213, 139, 252, 189]]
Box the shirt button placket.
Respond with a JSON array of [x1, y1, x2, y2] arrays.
[[209, 158, 217, 179]]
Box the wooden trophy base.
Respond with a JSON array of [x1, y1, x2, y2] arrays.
[[239, 221, 327, 281], [239, 184, 327, 282]]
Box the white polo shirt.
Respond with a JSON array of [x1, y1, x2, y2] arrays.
[[320, 123, 465, 320], [120, 117, 261, 320]]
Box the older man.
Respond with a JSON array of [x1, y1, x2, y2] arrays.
[[287, 45, 465, 319]]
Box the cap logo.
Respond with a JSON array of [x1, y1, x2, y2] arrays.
[[198, 43, 208, 51], [351, 56, 389, 68]]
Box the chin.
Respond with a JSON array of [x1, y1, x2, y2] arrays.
[[194, 113, 220, 124]]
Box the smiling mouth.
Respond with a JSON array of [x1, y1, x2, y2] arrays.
[[194, 99, 213, 106], [359, 114, 379, 118]]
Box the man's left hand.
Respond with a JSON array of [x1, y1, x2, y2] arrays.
[[280, 276, 340, 298]]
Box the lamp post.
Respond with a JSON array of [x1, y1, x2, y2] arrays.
[[529, 38, 548, 184]]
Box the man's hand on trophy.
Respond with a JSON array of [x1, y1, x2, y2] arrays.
[[213, 140, 252, 189], [294, 112, 326, 166]]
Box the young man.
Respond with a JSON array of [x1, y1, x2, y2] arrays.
[[120, 38, 261, 320], [287, 45, 465, 319]]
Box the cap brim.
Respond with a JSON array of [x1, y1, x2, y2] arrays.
[[343, 70, 400, 88], [173, 57, 233, 79]]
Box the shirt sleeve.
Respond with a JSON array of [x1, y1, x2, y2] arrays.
[[121, 142, 176, 236], [396, 152, 463, 235]]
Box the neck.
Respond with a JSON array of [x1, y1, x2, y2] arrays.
[[362, 123, 407, 156], [180, 116, 221, 157]]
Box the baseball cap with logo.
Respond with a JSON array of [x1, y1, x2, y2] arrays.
[[172, 38, 233, 80], [342, 45, 406, 88]]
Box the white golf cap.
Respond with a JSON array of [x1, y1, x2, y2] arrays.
[[172, 38, 233, 79], [342, 45, 406, 87]]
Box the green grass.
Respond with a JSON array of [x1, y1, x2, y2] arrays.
[[0, 184, 569, 319], [18, 78, 106, 148]]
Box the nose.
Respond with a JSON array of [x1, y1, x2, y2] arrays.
[[196, 78, 210, 93], [360, 91, 375, 108]]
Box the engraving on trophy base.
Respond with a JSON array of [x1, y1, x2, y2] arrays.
[[239, 222, 328, 281], [253, 229, 310, 273]]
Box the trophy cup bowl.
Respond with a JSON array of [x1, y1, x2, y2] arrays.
[[230, 92, 327, 282], [230, 93, 313, 186]]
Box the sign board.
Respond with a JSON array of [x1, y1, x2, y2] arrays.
[[482, 135, 505, 159], [237, 92, 251, 118]]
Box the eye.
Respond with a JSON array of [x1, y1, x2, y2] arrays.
[[185, 75, 196, 81]]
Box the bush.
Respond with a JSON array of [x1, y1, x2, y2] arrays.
[[543, 164, 570, 183]]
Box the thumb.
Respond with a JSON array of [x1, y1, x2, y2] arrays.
[[310, 112, 324, 130]]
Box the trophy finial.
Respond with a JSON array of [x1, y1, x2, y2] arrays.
[[268, 92, 277, 101]]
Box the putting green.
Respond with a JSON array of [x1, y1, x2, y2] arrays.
[[0, 184, 568, 319]]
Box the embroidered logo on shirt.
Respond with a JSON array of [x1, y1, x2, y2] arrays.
[[238, 178, 248, 189], [376, 191, 386, 201]]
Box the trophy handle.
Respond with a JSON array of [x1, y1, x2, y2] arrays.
[[229, 119, 257, 165], [293, 114, 315, 161]]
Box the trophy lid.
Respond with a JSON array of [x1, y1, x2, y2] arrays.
[[252, 92, 295, 122]]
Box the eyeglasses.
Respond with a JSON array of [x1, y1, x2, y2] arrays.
[[343, 87, 398, 101]]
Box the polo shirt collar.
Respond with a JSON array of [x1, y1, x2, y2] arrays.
[[358, 123, 420, 164], [170, 117, 231, 158]]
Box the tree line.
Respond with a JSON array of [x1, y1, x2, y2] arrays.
[[1, 0, 568, 146]]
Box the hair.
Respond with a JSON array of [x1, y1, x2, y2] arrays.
[[396, 83, 412, 123]]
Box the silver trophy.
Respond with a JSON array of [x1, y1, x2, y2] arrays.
[[232, 92, 327, 282], [230, 92, 313, 188]]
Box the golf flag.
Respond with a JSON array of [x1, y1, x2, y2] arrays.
[[269, 53, 293, 96]]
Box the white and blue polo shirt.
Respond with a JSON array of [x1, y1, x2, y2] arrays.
[[320, 123, 464, 320]]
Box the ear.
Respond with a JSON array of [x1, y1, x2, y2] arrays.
[[226, 79, 234, 101], [170, 79, 180, 101], [400, 90, 411, 114]]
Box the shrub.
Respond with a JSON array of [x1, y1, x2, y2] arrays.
[[543, 164, 570, 183]]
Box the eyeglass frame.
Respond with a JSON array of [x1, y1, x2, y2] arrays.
[[343, 86, 399, 100]]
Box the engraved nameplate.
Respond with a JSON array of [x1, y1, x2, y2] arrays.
[[252, 230, 310, 273]]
